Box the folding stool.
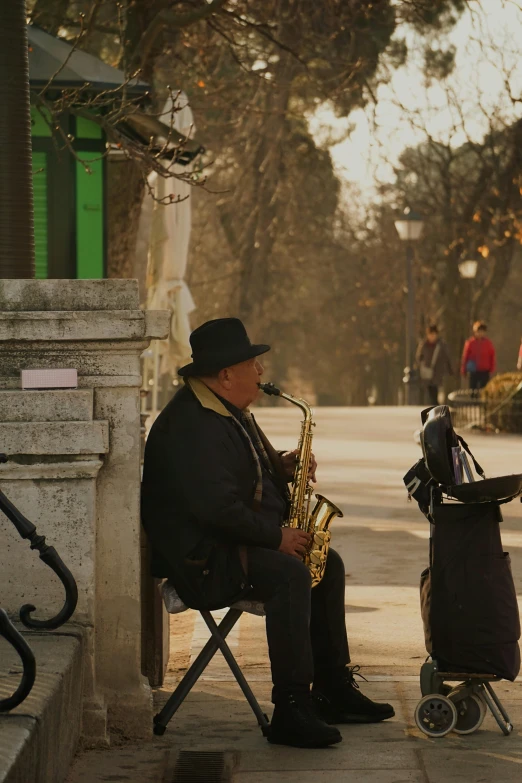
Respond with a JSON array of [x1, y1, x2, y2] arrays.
[[153, 581, 270, 737]]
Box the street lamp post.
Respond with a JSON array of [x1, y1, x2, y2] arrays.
[[394, 208, 424, 405], [458, 257, 478, 346]]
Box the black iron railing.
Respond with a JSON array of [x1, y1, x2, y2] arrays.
[[0, 609, 36, 711], [447, 387, 522, 433], [0, 453, 78, 711], [447, 390, 487, 430]]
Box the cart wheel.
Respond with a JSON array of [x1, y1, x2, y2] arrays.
[[449, 690, 487, 735], [415, 694, 458, 737]]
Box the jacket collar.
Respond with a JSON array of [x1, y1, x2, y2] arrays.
[[186, 378, 232, 418], [187, 378, 289, 494]]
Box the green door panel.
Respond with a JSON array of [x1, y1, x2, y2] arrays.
[[32, 151, 48, 279], [76, 153, 104, 278], [75, 116, 103, 139], [31, 106, 52, 137]]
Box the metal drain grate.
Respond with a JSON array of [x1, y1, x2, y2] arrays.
[[165, 750, 237, 783]]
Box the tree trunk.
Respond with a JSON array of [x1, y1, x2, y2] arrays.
[[218, 66, 293, 329], [106, 158, 145, 279], [105, 1, 169, 283], [0, 0, 35, 278]]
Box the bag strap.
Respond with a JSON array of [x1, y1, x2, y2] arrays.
[[430, 342, 441, 368], [457, 433, 485, 478]]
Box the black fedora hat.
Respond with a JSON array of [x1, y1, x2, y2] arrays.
[[178, 318, 270, 377]]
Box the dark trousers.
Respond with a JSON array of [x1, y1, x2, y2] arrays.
[[470, 371, 490, 391], [246, 546, 350, 702], [426, 385, 439, 406]]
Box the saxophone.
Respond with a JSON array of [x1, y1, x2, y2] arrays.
[[260, 382, 343, 586]]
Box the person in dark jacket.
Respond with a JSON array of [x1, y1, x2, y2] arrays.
[[415, 324, 454, 406], [141, 318, 394, 749]]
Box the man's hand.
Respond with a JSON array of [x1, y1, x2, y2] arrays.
[[278, 528, 311, 559], [281, 449, 317, 483]]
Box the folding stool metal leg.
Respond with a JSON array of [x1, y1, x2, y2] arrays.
[[201, 610, 270, 736], [153, 608, 243, 735], [479, 681, 514, 736]]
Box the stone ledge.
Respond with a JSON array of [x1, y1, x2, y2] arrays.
[[0, 311, 146, 343], [0, 459, 103, 480], [144, 310, 170, 340], [0, 422, 109, 456], [0, 629, 84, 783], [0, 391, 93, 423], [0, 280, 139, 312], [0, 310, 170, 343]]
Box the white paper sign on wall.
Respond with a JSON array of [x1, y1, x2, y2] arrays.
[[21, 369, 78, 390]]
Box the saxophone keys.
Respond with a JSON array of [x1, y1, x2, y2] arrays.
[[313, 531, 326, 545], [308, 550, 323, 565]]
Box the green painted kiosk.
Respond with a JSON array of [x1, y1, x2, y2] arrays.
[[28, 24, 148, 280]]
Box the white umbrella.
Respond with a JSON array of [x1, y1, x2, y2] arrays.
[[144, 93, 196, 415], [146, 92, 196, 359]]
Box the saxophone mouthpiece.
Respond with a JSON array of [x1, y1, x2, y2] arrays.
[[259, 382, 281, 396]]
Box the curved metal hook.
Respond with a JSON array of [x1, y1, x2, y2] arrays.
[[0, 609, 36, 711], [19, 544, 78, 630], [0, 470, 78, 629]]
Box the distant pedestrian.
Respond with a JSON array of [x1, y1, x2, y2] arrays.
[[517, 337, 522, 371], [461, 321, 496, 392], [416, 324, 454, 406]]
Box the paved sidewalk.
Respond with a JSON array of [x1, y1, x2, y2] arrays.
[[68, 407, 522, 782]]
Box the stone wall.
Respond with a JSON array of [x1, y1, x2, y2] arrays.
[[0, 280, 169, 744]]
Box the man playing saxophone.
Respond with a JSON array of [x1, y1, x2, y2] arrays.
[[141, 318, 395, 749]]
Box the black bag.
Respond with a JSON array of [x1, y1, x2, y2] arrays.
[[420, 501, 521, 681], [419, 405, 522, 502], [404, 459, 440, 520], [421, 405, 461, 487]]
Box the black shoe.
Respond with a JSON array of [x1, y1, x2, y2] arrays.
[[269, 693, 343, 748], [312, 666, 395, 724]]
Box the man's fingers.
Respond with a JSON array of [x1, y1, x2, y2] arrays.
[[295, 531, 311, 543]]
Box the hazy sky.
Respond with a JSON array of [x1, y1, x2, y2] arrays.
[[309, 0, 522, 201]]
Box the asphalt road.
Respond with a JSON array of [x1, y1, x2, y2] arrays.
[[257, 404, 522, 672]]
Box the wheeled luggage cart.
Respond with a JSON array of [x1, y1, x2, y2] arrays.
[[415, 660, 513, 737], [404, 406, 522, 738]]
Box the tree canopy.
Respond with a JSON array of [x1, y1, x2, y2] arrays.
[[28, 0, 471, 402]]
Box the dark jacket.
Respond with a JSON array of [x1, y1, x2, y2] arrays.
[[141, 379, 285, 610], [415, 338, 453, 386]]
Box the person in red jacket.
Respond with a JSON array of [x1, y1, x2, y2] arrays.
[[461, 321, 496, 392]]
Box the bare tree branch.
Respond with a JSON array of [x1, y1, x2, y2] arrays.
[[134, 0, 229, 69]]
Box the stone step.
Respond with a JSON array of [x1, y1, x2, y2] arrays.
[[0, 629, 84, 783]]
